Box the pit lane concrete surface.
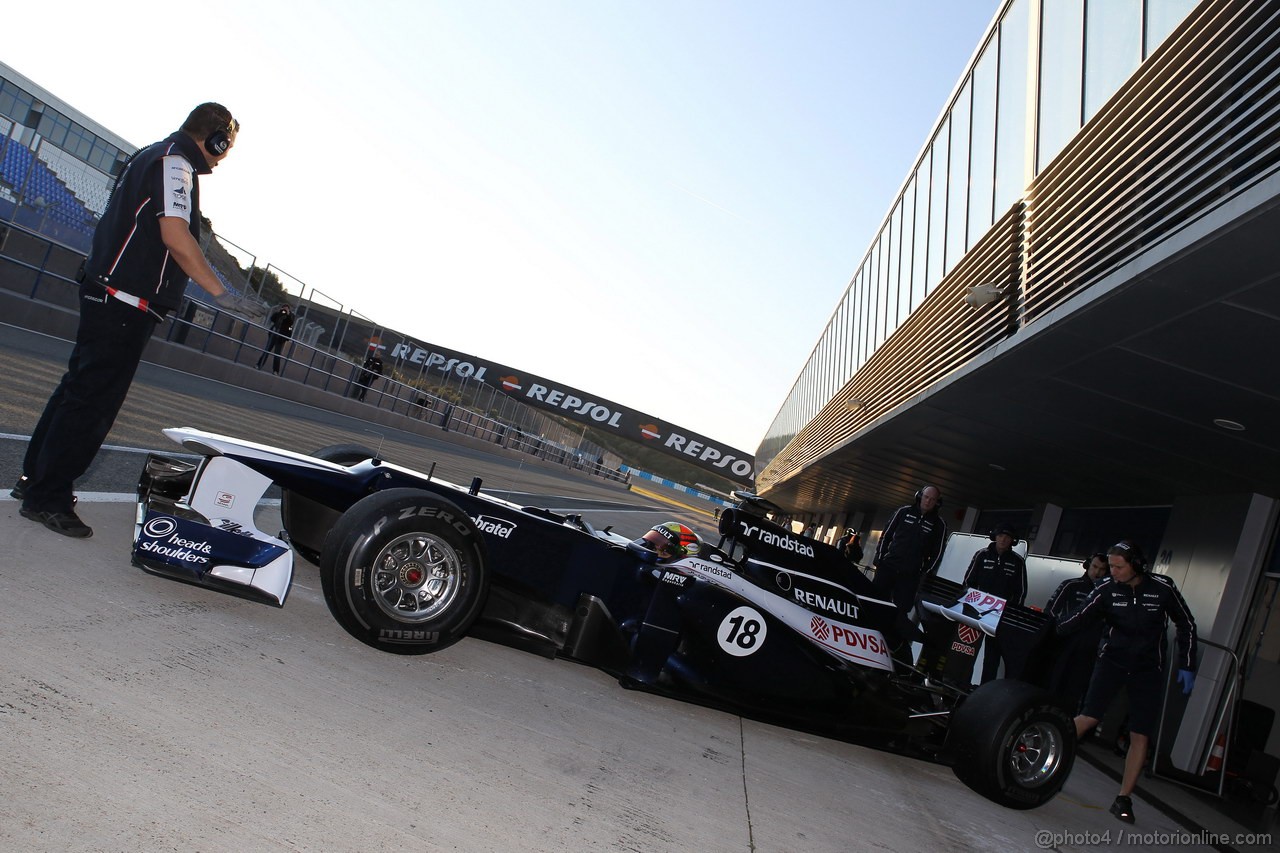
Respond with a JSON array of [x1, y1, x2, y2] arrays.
[[0, 502, 1226, 853], [0, 323, 1263, 853]]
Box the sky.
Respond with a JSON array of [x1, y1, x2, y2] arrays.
[[4, 1, 996, 455]]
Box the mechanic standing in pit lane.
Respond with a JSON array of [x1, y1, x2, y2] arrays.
[[871, 485, 947, 651], [962, 522, 1028, 684], [12, 103, 264, 538], [1057, 540, 1198, 825]]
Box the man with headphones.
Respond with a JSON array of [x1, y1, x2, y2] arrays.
[[12, 103, 263, 537], [1057, 540, 1198, 824], [1044, 552, 1108, 713], [961, 522, 1028, 683], [871, 484, 947, 653]]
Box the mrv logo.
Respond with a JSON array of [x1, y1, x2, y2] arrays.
[[663, 432, 753, 478], [472, 514, 516, 538], [139, 516, 212, 564], [389, 344, 487, 381], [735, 523, 815, 557]]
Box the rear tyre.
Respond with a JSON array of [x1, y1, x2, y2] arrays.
[[319, 488, 487, 655], [947, 679, 1075, 809], [281, 443, 376, 565]]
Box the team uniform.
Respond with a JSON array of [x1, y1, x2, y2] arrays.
[[1045, 572, 1105, 712], [872, 504, 946, 608], [1057, 573, 1197, 736], [21, 132, 210, 514], [962, 543, 1028, 683]]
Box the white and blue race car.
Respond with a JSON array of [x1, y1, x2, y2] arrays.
[[131, 427, 1075, 809]]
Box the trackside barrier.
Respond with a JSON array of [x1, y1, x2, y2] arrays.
[[0, 222, 629, 485], [622, 467, 732, 508]]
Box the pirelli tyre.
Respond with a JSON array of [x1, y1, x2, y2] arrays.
[[281, 443, 376, 565], [946, 679, 1075, 809], [320, 488, 488, 655]]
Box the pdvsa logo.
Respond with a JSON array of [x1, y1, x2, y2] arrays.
[[963, 589, 1007, 614]]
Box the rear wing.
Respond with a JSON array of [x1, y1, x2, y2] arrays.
[[918, 574, 1055, 683]]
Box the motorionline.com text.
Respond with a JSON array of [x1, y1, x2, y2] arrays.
[[1035, 829, 1272, 848]]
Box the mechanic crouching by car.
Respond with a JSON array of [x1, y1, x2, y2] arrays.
[[1056, 540, 1198, 825], [962, 523, 1028, 684]]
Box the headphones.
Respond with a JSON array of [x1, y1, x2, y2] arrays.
[[1082, 552, 1106, 571], [988, 526, 1018, 545], [204, 118, 238, 157], [1110, 541, 1146, 574], [913, 485, 942, 509]]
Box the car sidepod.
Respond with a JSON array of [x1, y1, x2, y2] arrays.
[[621, 553, 914, 736]]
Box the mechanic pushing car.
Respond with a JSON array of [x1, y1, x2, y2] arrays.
[[1057, 540, 1198, 824], [633, 522, 701, 562]]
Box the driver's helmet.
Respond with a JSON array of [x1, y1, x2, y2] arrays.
[[635, 522, 701, 562]]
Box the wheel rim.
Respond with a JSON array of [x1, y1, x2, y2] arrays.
[[369, 532, 465, 623], [1008, 721, 1064, 788]]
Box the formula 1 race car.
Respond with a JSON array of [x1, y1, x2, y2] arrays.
[[131, 427, 1075, 809]]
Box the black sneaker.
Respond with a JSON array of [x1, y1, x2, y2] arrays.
[[1110, 795, 1135, 823], [19, 507, 93, 538], [10, 477, 76, 506]]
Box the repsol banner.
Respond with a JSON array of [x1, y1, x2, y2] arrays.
[[389, 340, 755, 482]]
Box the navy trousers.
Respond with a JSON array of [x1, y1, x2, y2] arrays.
[[22, 289, 157, 512]]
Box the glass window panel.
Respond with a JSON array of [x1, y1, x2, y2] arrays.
[[878, 233, 891, 343], [969, 39, 997, 242], [926, 123, 949, 294], [994, 0, 1029, 213], [888, 200, 903, 332], [73, 132, 93, 160], [898, 177, 916, 322], [841, 289, 854, 382], [820, 332, 831, 402], [868, 238, 882, 348], [947, 79, 972, 271], [911, 153, 931, 311], [860, 268, 872, 365], [1084, 0, 1141, 122], [1144, 0, 1198, 57], [1037, 0, 1085, 173]]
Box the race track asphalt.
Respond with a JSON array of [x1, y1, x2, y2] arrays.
[[0, 322, 1265, 852]]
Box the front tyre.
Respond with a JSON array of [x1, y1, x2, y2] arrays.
[[946, 680, 1075, 809], [320, 489, 487, 655]]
